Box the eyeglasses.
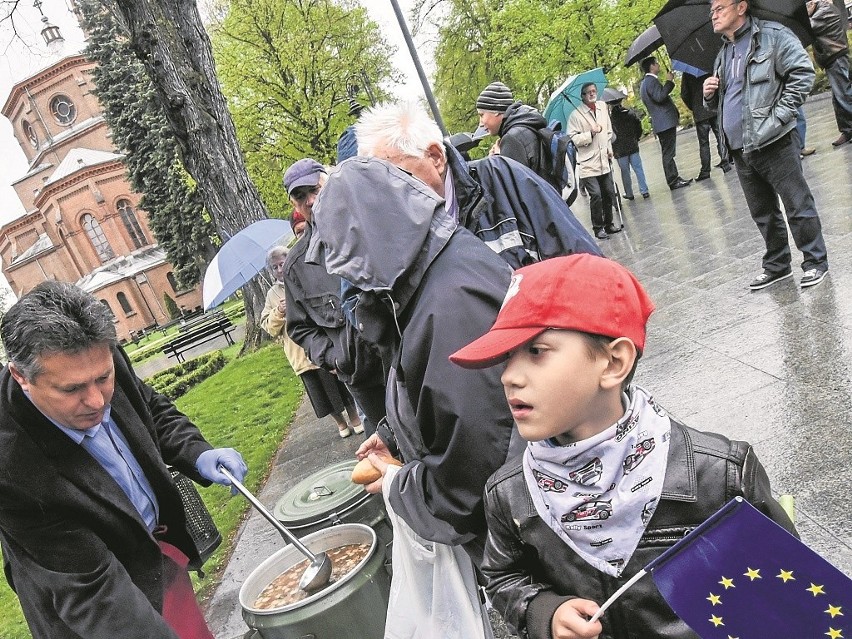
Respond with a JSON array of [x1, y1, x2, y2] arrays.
[[290, 184, 320, 202], [709, 2, 739, 17]]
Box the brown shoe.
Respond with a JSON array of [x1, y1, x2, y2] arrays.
[[832, 133, 850, 147], [800, 147, 816, 158]]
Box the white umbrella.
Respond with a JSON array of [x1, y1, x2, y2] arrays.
[[202, 219, 294, 310]]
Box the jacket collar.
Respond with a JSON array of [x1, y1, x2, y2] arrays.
[[659, 420, 698, 502]]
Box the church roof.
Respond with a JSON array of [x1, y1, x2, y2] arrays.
[[9, 232, 54, 266], [76, 246, 168, 294], [44, 147, 123, 186]]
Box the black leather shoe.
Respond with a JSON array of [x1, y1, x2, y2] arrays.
[[623, 194, 635, 200], [669, 178, 693, 190], [605, 225, 623, 234], [720, 163, 733, 173], [695, 173, 711, 182], [595, 229, 609, 240], [642, 192, 650, 199]]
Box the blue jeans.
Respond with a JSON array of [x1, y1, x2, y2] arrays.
[[616, 153, 648, 198], [826, 54, 852, 136], [731, 131, 828, 274]]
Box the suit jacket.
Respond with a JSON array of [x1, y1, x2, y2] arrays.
[[0, 346, 213, 639], [640, 73, 680, 133]]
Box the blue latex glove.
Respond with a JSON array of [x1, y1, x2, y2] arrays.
[[196, 448, 247, 494]]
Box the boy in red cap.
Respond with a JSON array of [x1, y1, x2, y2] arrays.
[[450, 253, 795, 639]]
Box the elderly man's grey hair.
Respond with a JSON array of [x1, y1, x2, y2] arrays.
[[1, 281, 117, 380], [266, 245, 289, 268], [356, 101, 445, 159]]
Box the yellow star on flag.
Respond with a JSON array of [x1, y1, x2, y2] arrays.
[[744, 567, 762, 581], [719, 576, 735, 589], [777, 569, 795, 582], [707, 593, 722, 606], [825, 605, 843, 618], [709, 615, 724, 627], [825, 628, 842, 639], [807, 583, 826, 596]]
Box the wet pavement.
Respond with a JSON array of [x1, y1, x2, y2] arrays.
[[203, 92, 852, 638]]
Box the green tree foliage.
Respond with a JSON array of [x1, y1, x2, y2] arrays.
[[76, 0, 216, 288], [211, 0, 396, 218], [425, 0, 660, 137], [163, 291, 181, 319]]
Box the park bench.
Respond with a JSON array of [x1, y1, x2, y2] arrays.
[[161, 314, 236, 362]]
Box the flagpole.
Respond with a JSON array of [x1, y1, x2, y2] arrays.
[[588, 569, 648, 624]]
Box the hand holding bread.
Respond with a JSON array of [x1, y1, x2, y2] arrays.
[[351, 454, 402, 484]]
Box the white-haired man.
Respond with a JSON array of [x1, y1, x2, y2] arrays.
[[355, 101, 601, 270]]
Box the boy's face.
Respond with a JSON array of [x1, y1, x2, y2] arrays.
[[501, 329, 622, 445]]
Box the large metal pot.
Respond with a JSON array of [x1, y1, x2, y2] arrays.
[[273, 460, 393, 573], [240, 523, 390, 639]]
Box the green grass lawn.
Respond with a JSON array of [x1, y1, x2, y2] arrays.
[[0, 342, 303, 638]]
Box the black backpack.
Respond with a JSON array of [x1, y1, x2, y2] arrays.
[[537, 121, 578, 205]]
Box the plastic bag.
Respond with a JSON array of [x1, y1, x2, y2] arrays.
[[382, 466, 493, 639]]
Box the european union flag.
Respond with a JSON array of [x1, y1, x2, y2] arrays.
[[649, 497, 852, 639]]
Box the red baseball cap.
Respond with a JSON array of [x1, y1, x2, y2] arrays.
[[450, 254, 655, 369]]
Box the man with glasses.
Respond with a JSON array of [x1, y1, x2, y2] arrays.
[[280, 158, 387, 436], [640, 56, 693, 190], [703, 0, 830, 290], [568, 83, 621, 239]]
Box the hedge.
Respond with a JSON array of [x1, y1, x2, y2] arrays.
[[145, 351, 227, 400]]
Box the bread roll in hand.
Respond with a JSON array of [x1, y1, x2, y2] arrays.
[[351, 455, 402, 484]]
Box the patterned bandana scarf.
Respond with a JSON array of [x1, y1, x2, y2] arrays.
[[522, 385, 671, 577]]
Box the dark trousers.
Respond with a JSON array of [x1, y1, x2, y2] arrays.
[[345, 382, 386, 438], [695, 119, 730, 175], [657, 127, 680, 186], [731, 131, 828, 274], [580, 172, 615, 231]]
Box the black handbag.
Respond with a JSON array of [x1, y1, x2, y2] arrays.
[[170, 469, 222, 565]]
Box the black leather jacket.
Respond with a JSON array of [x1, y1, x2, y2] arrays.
[[482, 420, 796, 639]]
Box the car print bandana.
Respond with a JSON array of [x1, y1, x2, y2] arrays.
[[522, 385, 671, 577]]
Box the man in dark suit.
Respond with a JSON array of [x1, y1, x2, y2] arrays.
[[640, 56, 693, 190], [0, 281, 247, 639]]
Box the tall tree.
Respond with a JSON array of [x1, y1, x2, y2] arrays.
[[76, 0, 215, 290], [211, 0, 396, 216], [423, 0, 660, 137], [104, 0, 274, 349]]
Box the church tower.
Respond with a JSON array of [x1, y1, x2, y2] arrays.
[[0, 3, 202, 342]]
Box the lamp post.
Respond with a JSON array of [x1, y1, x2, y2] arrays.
[[388, 0, 448, 137]]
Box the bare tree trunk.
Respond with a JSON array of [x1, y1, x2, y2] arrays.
[[110, 0, 269, 351]]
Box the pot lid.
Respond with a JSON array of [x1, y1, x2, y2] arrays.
[[273, 459, 368, 526]]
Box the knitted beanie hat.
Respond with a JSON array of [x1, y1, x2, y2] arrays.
[[476, 81, 514, 112]]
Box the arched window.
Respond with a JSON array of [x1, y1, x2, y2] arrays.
[[116, 292, 133, 314], [166, 271, 178, 291], [117, 199, 148, 249], [22, 120, 38, 148], [49, 94, 77, 125], [81, 213, 115, 262], [100, 299, 115, 319]]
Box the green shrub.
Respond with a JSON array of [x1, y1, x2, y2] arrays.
[[146, 351, 227, 400], [163, 292, 180, 319]]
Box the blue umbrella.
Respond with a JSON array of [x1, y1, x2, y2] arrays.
[[543, 68, 608, 131], [202, 219, 294, 310]]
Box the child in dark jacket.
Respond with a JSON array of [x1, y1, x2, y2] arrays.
[[450, 254, 795, 639]]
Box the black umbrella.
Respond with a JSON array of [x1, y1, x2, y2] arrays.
[[625, 24, 664, 67], [653, 0, 812, 76], [653, 0, 722, 75]]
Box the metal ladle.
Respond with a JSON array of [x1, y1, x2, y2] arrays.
[[219, 466, 333, 593]]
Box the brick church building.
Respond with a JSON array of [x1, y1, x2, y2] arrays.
[[0, 17, 202, 342]]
